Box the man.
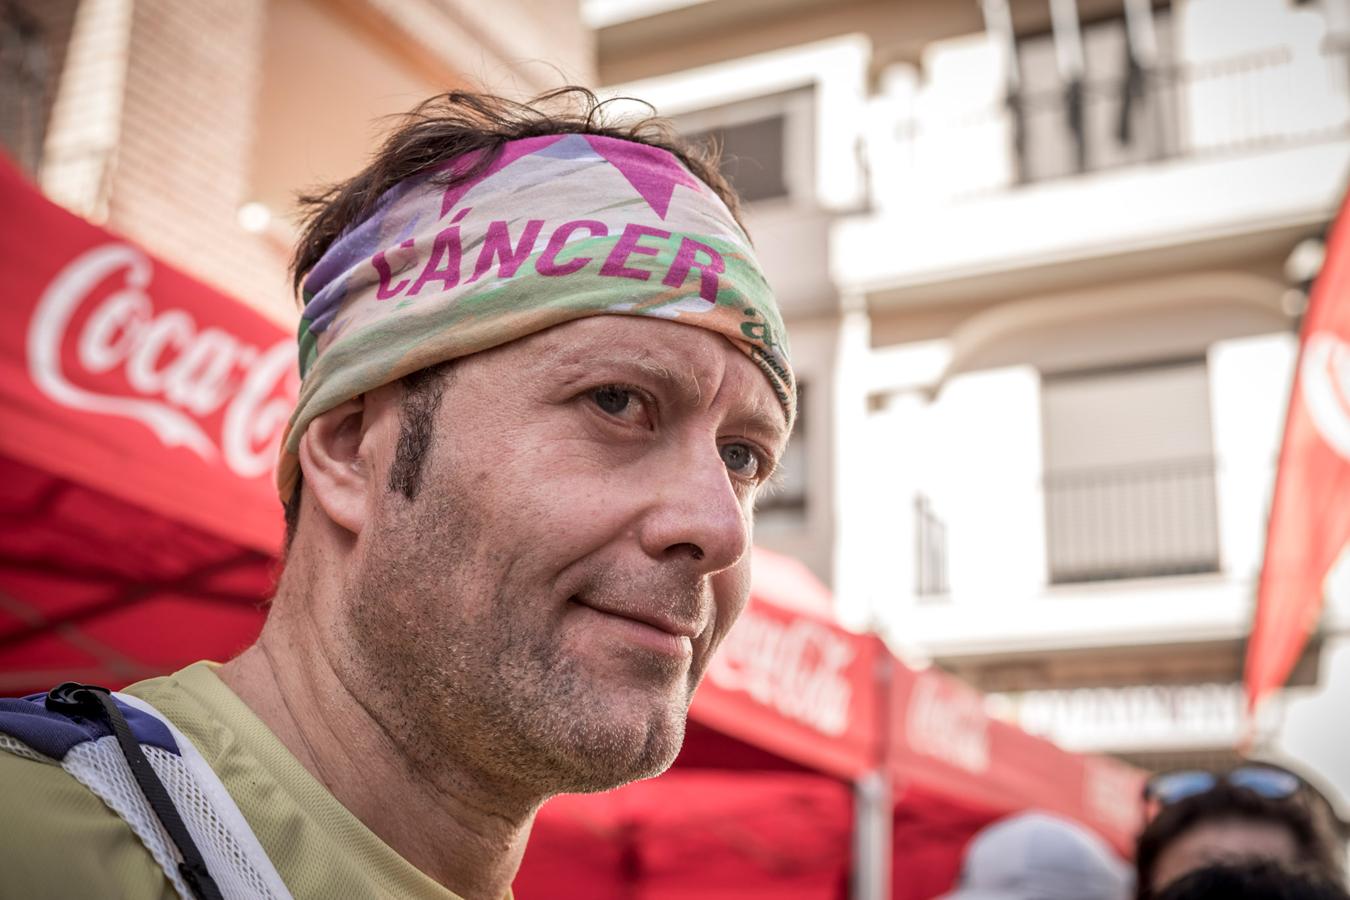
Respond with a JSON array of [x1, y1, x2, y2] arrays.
[[0, 87, 794, 899], [1134, 765, 1345, 899]]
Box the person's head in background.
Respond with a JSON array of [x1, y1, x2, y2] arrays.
[[939, 810, 1133, 900], [1135, 765, 1345, 899], [1152, 860, 1350, 900]]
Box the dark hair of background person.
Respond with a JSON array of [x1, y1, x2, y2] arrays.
[[280, 87, 746, 550], [1152, 860, 1350, 900], [1134, 780, 1346, 900]]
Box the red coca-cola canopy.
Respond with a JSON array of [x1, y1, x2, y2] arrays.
[[0, 155, 293, 692]]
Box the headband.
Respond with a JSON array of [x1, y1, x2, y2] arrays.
[[276, 133, 794, 500]]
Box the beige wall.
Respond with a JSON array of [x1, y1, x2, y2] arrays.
[[251, 0, 463, 224]]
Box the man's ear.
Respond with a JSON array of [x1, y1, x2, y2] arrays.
[[297, 396, 372, 536]]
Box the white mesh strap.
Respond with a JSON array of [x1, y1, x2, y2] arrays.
[[62, 736, 199, 899], [108, 692, 293, 900]]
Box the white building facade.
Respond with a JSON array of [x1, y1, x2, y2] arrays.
[[592, 0, 1350, 809]]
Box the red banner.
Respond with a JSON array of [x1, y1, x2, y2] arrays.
[[1248, 192, 1350, 712], [0, 157, 296, 554]]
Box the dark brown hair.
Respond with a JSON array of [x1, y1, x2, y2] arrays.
[[282, 87, 743, 549], [290, 86, 743, 292], [1153, 860, 1350, 900]]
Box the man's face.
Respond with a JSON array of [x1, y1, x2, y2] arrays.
[[331, 315, 789, 800]]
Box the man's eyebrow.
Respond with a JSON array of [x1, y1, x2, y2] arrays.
[[736, 402, 791, 449], [630, 356, 702, 407]]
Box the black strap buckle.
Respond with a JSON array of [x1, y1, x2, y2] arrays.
[[45, 682, 111, 716]]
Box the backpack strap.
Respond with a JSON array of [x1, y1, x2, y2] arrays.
[[0, 683, 292, 900], [46, 683, 223, 900]]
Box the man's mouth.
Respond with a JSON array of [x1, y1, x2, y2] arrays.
[[568, 595, 698, 659]]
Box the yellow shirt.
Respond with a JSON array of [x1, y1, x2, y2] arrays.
[[0, 662, 499, 899]]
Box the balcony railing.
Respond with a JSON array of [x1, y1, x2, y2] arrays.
[[1044, 457, 1220, 584], [890, 43, 1350, 192]]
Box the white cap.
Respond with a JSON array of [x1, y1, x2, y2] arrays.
[[939, 811, 1134, 900]]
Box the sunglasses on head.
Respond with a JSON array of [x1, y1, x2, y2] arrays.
[[1143, 764, 1303, 808]]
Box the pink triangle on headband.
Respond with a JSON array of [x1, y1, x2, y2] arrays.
[[436, 133, 705, 221], [583, 134, 703, 220], [438, 135, 566, 218]]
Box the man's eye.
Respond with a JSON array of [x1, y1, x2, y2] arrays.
[[720, 443, 760, 478], [589, 385, 653, 429], [592, 385, 631, 415]]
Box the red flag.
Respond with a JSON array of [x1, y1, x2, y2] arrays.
[[1247, 192, 1350, 713]]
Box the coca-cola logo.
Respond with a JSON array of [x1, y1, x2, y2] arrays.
[[26, 243, 295, 478], [706, 608, 856, 736], [904, 676, 990, 774], [1302, 331, 1350, 462]]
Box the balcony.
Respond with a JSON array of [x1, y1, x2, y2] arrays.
[[863, 338, 1298, 660], [996, 46, 1349, 186], [834, 41, 1350, 301]]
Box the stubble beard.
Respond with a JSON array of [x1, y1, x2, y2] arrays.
[[333, 490, 700, 805]]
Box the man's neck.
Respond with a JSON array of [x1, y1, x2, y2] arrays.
[[218, 604, 534, 900]]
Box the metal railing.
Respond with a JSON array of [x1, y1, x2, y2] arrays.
[[915, 494, 950, 597], [1043, 456, 1220, 584], [892, 43, 1350, 189]]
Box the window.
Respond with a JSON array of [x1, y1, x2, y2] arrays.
[[1041, 359, 1220, 583], [685, 115, 788, 203], [675, 88, 813, 207]]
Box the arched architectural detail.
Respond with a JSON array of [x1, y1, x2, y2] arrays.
[[937, 271, 1292, 388]]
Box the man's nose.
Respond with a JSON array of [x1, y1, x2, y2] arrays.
[[637, 442, 751, 574]]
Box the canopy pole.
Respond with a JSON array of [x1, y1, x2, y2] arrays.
[[851, 769, 892, 900]]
